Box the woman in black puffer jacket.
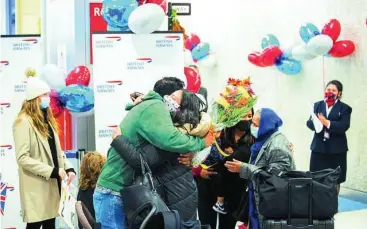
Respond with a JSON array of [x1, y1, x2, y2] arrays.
[[111, 89, 210, 221]]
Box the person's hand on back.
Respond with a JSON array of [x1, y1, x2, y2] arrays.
[[200, 168, 217, 179], [178, 153, 193, 167], [112, 127, 121, 140], [204, 131, 215, 147]]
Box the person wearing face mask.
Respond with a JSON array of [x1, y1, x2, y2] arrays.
[[225, 108, 295, 229], [307, 80, 352, 194], [193, 109, 254, 229], [110, 89, 211, 222], [12, 76, 75, 229]]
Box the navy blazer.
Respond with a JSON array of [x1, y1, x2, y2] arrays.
[[306, 100, 352, 154]]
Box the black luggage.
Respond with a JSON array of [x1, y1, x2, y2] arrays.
[[256, 167, 339, 219], [262, 178, 334, 229]]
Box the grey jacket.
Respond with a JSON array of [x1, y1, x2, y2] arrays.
[[239, 132, 296, 228]]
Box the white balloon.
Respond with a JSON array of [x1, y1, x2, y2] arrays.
[[128, 4, 165, 34], [291, 45, 316, 61], [40, 64, 65, 89], [306, 35, 333, 56], [198, 55, 217, 68], [184, 49, 194, 67]]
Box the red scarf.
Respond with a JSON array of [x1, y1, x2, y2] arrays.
[[324, 92, 337, 108]]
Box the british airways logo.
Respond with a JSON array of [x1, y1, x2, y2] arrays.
[[12, 38, 39, 51], [98, 125, 118, 138], [126, 58, 152, 70], [96, 80, 123, 93], [0, 145, 12, 156], [0, 60, 9, 66], [95, 36, 122, 49], [14, 81, 27, 93], [155, 36, 180, 48]]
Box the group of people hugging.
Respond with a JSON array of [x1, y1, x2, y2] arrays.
[[13, 68, 350, 229], [76, 75, 297, 229]]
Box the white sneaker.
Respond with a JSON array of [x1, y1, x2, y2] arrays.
[[212, 202, 227, 214]]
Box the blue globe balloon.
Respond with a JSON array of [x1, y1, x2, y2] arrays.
[[191, 43, 210, 61], [276, 58, 302, 75], [59, 85, 94, 112], [102, 0, 138, 30], [261, 34, 280, 49], [299, 23, 320, 43]]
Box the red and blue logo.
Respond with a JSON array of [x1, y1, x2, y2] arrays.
[[165, 35, 181, 41], [105, 36, 122, 41], [136, 58, 152, 63], [0, 182, 15, 216], [22, 38, 38, 44], [0, 145, 12, 150], [106, 80, 123, 85], [0, 60, 9, 66], [0, 103, 11, 108]]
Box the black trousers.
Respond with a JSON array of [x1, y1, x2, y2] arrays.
[[196, 178, 237, 229], [26, 218, 56, 229]]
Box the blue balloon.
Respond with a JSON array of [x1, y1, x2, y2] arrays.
[[261, 34, 280, 49], [59, 85, 94, 112], [299, 23, 320, 43], [191, 43, 210, 61], [276, 58, 302, 75], [102, 0, 138, 30]]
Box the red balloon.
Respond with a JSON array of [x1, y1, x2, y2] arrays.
[[328, 40, 355, 58], [248, 52, 266, 67], [146, 0, 167, 13], [184, 67, 201, 93], [65, 66, 91, 86], [50, 96, 63, 118], [184, 33, 201, 51], [322, 19, 341, 42], [261, 46, 283, 67]]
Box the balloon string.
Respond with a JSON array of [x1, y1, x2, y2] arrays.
[[322, 56, 326, 91]]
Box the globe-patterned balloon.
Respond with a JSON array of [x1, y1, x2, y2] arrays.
[[102, 0, 138, 30]]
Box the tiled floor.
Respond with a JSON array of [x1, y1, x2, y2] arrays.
[[334, 209, 367, 229]]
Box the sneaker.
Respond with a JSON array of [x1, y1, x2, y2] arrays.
[[212, 202, 227, 214]]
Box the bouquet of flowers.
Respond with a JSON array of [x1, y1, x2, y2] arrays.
[[192, 77, 257, 166], [212, 77, 257, 130]]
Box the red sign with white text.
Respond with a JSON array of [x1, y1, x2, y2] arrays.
[[90, 3, 107, 64]]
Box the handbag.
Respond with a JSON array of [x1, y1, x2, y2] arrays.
[[121, 155, 170, 229], [255, 166, 340, 219]]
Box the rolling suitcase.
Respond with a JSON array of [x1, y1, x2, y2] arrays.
[[262, 178, 334, 229]]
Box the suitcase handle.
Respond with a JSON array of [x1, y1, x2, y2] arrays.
[[288, 178, 313, 225]]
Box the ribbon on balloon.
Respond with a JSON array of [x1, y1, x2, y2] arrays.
[[40, 64, 94, 117], [248, 34, 302, 75]]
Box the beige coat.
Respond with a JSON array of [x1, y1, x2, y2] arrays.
[[12, 114, 73, 223], [177, 112, 212, 137]]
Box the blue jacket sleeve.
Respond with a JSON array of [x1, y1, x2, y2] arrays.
[[306, 103, 317, 131], [329, 104, 352, 134]]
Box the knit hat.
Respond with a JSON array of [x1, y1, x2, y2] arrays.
[[25, 68, 50, 101]]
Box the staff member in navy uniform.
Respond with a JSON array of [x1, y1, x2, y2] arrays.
[[307, 80, 352, 194]]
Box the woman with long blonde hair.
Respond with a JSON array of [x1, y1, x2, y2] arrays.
[[13, 72, 76, 229]]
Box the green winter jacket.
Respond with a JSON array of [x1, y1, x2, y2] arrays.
[[97, 91, 206, 192]]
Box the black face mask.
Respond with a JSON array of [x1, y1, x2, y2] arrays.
[[235, 120, 252, 131]]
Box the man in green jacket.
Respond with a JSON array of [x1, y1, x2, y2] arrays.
[[94, 77, 214, 229]]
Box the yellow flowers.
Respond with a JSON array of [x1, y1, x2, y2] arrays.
[[216, 97, 230, 109]]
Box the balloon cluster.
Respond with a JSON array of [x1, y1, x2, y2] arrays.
[[102, 0, 166, 34], [40, 65, 94, 117], [248, 19, 356, 75], [248, 35, 302, 75], [296, 19, 355, 59]]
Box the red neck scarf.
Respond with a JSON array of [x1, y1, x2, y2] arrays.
[[324, 92, 337, 108]]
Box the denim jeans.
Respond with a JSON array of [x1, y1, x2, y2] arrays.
[[93, 186, 126, 229]]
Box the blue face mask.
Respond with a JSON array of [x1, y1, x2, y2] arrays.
[[250, 124, 259, 138], [163, 95, 180, 113], [40, 97, 51, 109]]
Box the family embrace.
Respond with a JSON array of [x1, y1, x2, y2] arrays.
[[94, 76, 296, 229]]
